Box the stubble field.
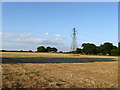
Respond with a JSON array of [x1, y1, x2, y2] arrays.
[[1, 52, 118, 88]]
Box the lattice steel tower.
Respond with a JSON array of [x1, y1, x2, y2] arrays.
[[71, 28, 77, 51]]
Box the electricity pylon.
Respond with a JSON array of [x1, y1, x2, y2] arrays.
[[71, 28, 77, 51]]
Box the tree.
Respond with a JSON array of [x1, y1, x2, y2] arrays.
[[96, 46, 101, 54], [111, 49, 118, 56], [100, 42, 113, 55], [2, 50, 6, 52], [111, 45, 118, 56], [59, 51, 63, 53], [51, 47, 58, 52], [76, 48, 82, 53], [46, 46, 52, 52], [29, 50, 32, 52], [112, 46, 117, 50], [37, 46, 47, 52], [82, 43, 97, 55]]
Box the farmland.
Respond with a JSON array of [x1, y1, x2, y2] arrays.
[[1, 52, 118, 88]]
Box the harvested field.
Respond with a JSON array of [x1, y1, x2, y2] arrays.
[[1, 52, 118, 88]]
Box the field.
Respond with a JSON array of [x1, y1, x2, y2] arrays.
[[1, 52, 118, 88]]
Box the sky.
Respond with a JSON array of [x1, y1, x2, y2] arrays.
[[2, 2, 118, 51]]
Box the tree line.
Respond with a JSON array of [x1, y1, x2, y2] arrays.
[[37, 42, 119, 56], [1, 42, 119, 56], [75, 42, 119, 56]]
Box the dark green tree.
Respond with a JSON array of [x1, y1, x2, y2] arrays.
[[112, 46, 117, 49], [96, 46, 101, 54], [51, 47, 58, 52], [29, 50, 32, 52], [100, 42, 113, 55], [37, 46, 47, 52], [46, 46, 51, 52], [76, 48, 82, 53], [111, 48, 118, 56], [111, 45, 118, 56], [82, 43, 97, 55]]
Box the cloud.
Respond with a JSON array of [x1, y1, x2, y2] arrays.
[[44, 32, 48, 35], [2, 32, 64, 45], [2, 32, 31, 38], [32, 38, 46, 43], [3, 33, 15, 38], [12, 37, 45, 44], [55, 33, 63, 40], [2, 32, 68, 51], [20, 33, 31, 38]]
